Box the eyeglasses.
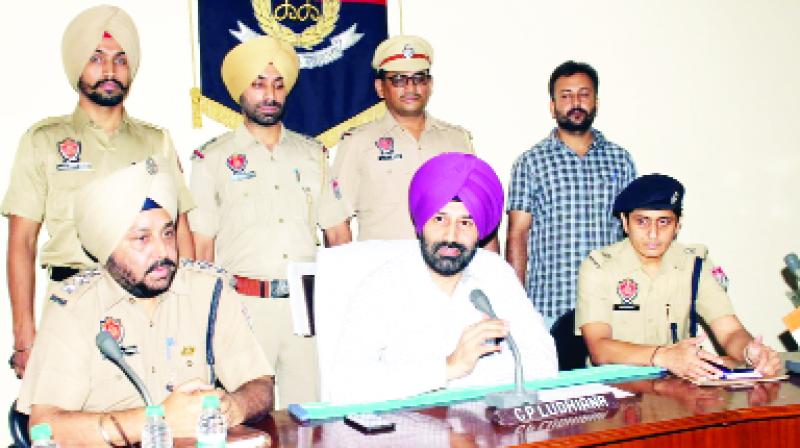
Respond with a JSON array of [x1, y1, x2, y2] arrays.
[[384, 72, 431, 88]]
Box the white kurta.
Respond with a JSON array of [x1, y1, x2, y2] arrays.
[[327, 241, 558, 404]]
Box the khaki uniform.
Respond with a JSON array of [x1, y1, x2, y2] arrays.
[[189, 124, 348, 407], [575, 239, 735, 345], [1, 107, 194, 270], [331, 112, 474, 240], [17, 261, 273, 414]]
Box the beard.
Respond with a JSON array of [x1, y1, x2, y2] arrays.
[[78, 77, 128, 107], [106, 256, 177, 298], [419, 235, 478, 277], [556, 106, 596, 134], [241, 97, 285, 126]]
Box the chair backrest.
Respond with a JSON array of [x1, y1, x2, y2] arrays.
[[549, 309, 590, 371], [314, 240, 414, 401], [8, 400, 30, 448]]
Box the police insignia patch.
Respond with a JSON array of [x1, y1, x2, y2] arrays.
[[226, 153, 256, 181], [100, 316, 124, 344], [56, 138, 92, 171], [145, 157, 158, 175], [711, 266, 729, 290], [376, 137, 402, 161], [332, 179, 342, 200], [614, 278, 641, 311]]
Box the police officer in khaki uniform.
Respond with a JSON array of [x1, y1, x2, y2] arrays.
[[2, 5, 194, 378], [189, 36, 350, 408], [332, 35, 492, 245], [576, 174, 780, 381], [17, 158, 273, 446]]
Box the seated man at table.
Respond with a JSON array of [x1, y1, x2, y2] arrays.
[[328, 153, 557, 404], [17, 158, 274, 445], [576, 174, 780, 381]]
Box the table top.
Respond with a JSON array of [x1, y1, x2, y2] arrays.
[[246, 354, 800, 448]]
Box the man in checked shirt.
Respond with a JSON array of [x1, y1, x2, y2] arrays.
[[505, 60, 637, 330]]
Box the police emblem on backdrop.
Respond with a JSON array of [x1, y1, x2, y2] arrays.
[[614, 278, 640, 311], [56, 138, 92, 171], [375, 137, 401, 161], [226, 153, 256, 181], [194, 0, 388, 147]]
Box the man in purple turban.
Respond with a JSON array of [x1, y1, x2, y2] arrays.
[[324, 153, 557, 404]]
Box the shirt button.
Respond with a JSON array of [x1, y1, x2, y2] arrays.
[[282, 254, 288, 259], [278, 218, 284, 223], [151, 366, 156, 374], [274, 185, 280, 190], [149, 321, 154, 328]]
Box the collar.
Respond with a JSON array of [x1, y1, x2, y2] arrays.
[[378, 110, 443, 133], [235, 122, 288, 153], [548, 128, 606, 155], [616, 238, 685, 275], [97, 270, 136, 311], [70, 105, 132, 133]]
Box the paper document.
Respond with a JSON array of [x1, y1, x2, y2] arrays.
[[288, 261, 316, 336]]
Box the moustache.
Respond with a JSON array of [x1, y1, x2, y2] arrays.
[[567, 107, 588, 116], [431, 241, 467, 257], [257, 100, 283, 108], [145, 258, 176, 276], [92, 78, 125, 90]]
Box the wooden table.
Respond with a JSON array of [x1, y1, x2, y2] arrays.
[[247, 358, 800, 447]]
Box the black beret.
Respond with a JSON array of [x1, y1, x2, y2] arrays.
[[612, 174, 684, 215]]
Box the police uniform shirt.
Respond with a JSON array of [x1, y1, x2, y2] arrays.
[[189, 124, 348, 279], [0, 107, 195, 269], [17, 262, 274, 414], [575, 239, 735, 346], [331, 112, 474, 241]]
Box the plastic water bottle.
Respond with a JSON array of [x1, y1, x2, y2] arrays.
[[196, 395, 227, 447], [30, 423, 58, 448], [141, 404, 173, 448]]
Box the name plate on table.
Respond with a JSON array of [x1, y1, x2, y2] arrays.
[[491, 392, 619, 427]]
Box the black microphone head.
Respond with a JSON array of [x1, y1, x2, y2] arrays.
[[469, 289, 497, 318], [785, 253, 800, 273], [96, 331, 124, 363]]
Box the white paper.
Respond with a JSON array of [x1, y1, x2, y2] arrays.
[[536, 383, 633, 402], [288, 261, 316, 336]]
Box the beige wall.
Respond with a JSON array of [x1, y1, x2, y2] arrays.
[[1, 0, 798, 443]]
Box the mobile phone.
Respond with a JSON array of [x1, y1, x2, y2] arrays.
[[344, 413, 396, 434]]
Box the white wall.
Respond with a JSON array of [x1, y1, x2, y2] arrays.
[[2, 0, 799, 443]]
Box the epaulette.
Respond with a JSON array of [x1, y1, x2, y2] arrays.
[[128, 116, 165, 132], [683, 244, 708, 260], [179, 258, 228, 276], [339, 123, 369, 141], [28, 116, 68, 133], [49, 269, 103, 306], [586, 248, 611, 269], [191, 136, 218, 161]]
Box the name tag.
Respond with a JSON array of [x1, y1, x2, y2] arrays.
[[613, 304, 640, 311], [56, 162, 93, 171]]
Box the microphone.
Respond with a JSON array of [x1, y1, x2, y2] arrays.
[[96, 331, 153, 406], [785, 253, 800, 280], [469, 289, 538, 408]]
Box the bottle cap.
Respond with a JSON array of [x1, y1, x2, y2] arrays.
[[202, 395, 221, 409], [145, 404, 165, 417], [30, 423, 53, 441]]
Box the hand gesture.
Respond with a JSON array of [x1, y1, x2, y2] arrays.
[[745, 335, 781, 377], [654, 335, 725, 381], [162, 378, 220, 437], [446, 315, 508, 381]]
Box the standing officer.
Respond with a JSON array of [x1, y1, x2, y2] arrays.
[[332, 35, 491, 245], [2, 5, 194, 378], [189, 36, 350, 407], [506, 60, 636, 329], [17, 158, 273, 445], [576, 174, 781, 380]]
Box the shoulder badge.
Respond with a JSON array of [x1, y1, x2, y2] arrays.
[[191, 137, 218, 161], [29, 115, 67, 134], [586, 249, 609, 268], [48, 294, 68, 306], [684, 244, 708, 260], [180, 258, 228, 276], [57, 269, 103, 298], [711, 265, 729, 290]]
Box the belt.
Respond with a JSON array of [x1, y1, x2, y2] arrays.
[[50, 266, 80, 282], [233, 275, 289, 298]]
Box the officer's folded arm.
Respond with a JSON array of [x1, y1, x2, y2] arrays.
[[29, 375, 273, 445]]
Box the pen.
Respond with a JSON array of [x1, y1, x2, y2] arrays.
[[667, 304, 678, 344]]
